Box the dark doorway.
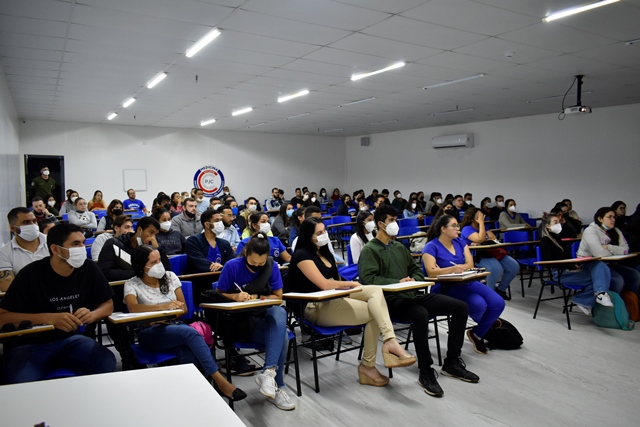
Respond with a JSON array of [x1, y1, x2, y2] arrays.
[[24, 155, 65, 207]]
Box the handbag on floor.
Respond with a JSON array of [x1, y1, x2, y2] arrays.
[[593, 291, 635, 330], [484, 318, 523, 350]]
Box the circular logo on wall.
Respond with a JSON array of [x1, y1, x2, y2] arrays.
[[193, 166, 225, 197]]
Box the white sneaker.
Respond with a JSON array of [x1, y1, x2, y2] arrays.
[[573, 302, 591, 315], [596, 292, 614, 307], [255, 368, 277, 399], [269, 388, 296, 411]]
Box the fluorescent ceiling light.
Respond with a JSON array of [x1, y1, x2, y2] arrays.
[[147, 72, 167, 89], [285, 113, 310, 120], [248, 122, 265, 128], [351, 62, 405, 81], [340, 97, 376, 107], [526, 91, 592, 103], [200, 118, 216, 126], [186, 28, 221, 58], [423, 74, 484, 89], [432, 108, 474, 116], [278, 89, 310, 103], [368, 120, 398, 126], [232, 107, 253, 116], [107, 112, 117, 120], [625, 38, 640, 45], [322, 128, 343, 133], [122, 97, 136, 108], [543, 0, 619, 22]]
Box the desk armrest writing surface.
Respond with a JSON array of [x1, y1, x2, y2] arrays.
[[379, 281, 435, 292], [0, 324, 54, 340], [107, 310, 184, 324], [428, 271, 491, 283], [177, 271, 222, 280], [601, 254, 637, 261], [534, 257, 601, 266], [109, 280, 126, 287], [200, 299, 282, 311], [282, 288, 362, 301]]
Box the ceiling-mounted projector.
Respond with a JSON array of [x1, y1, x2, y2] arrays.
[[564, 106, 591, 115], [561, 75, 591, 117]]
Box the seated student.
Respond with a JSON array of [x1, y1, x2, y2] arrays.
[[169, 192, 183, 217], [365, 189, 379, 208], [290, 217, 415, 387], [96, 199, 123, 236], [358, 205, 478, 397], [424, 192, 439, 216], [403, 197, 424, 220], [288, 207, 305, 247], [208, 196, 221, 211], [462, 193, 475, 212], [391, 190, 407, 214], [91, 215, 133, 261], [87, 190, 106, 211], [59, 190, 79, 215], [237, 196, 261, 233], [31, 196, 58, 227], [217, 234, 295, 410], [290, 206, 344, 264], [425, 201, 456, 242], [222, 186, 232, 197], [336, 194, 356, 217], [381, 189, 391, 205], [171, 198, 203, 238], [563, 198, 581, 223], [193, 188, 209, 215], [153, 208, 186, 256], [460, 208, 519, 301], [498, 199, 530, 230], [44, 194, 59, 216], [290, 188, 303, 208], [317, 188, 329, 205], [67, 198, 97, 237], [0, 223, 116, 384], [304, 192, 321, 209], [489, 195, 506, 221], [272, 203, 293, 240], [266, 187, 283, 212], [623, 204, 640, 252], [0, 208, 49, 291], [549, 202, 582, 239], [300, 190, 311, 206], [185, 209, 234, 273], [123, 188, 148, 214], [124, 245, 246, 402], [540, 214, 613, 314], [152, 193, 171, 214], [373, 194, 387, 213], [611, 200, 629, 230], [216, 205, 241, 252], [415, 191, 426, 212], [429, 193, 446, 216], [237, 213, 291, 264], [451, 195, 465, 216], [349, 210, 375, 264], [423, 214, 505, 356], [330, 188, 341, 202], [479, 197, 492, 218], [357, 199, 369, 213], [577, 207, 640, 295]]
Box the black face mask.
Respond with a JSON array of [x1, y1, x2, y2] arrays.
[[444, 209, 453, 214], [112, 209, 123, 216], [245, 259, 264, 273], [163, 203, 171, 210], [185, 210, 196, 219]]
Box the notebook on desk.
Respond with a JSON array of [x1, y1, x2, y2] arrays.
[[436, 271, 478, 279]]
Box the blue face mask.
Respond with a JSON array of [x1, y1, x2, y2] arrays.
[[231, 207, 238, 215], [286, 209, 294, 218], [602, 224, 612, 230]]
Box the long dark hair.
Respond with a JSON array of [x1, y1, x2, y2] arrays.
[[248, 212, 268, 235], [278, 203, 292, 226], [290, 207, 306, 231], [242, 232, 271, 257], [355, 210, 373, 244], [431, 214, 455, 240], [541, 214, 563, 251], [426, 201, 455, 240], [170, 192, 181, 208], [131, 245, 169, 294], [106, 199, 123, 217], [296, 217, 335, 268], [460, 207, 478, 229], [594, 207, 619, 246]]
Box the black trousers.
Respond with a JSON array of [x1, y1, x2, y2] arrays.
[[386, 293, 468, 371]]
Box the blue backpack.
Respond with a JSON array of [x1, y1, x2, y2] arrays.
[[592, 291, 635, 330]]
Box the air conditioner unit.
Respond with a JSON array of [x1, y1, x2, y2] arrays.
[[432, 133, 474, 149]]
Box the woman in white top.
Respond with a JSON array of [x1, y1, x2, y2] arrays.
[[59, 190, 79, 215], [124, 245, 246, 401], [349, 210, 375, 264], [67, 198, 97, 237]]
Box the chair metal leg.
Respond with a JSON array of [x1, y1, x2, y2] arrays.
[[533, 281, 547, 319], [310, 331, 320, 393], [562, 288, 572, 330], [335, 333, 343, 361]]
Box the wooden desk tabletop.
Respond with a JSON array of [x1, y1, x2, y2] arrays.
[[109, 280, 126, 286], [428, 271, 491, 282], [379, 281, 435, 292], [326, 222, 356, 228], [469, 240, 539, 250], [200, 299, 282, 311], [534, 257, 600, 266], [283, 287, 362, 301], [489, 226, 533, 233], [0, 324, 54, 340], [601, 254, 637, 261], [107, 309, 184, 324], [177, 271, 222, 280]]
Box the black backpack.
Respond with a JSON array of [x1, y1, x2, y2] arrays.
[[485, 318, 523, 350]]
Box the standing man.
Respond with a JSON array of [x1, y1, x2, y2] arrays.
[[30, 165, 56, 200], [0, 223, 116, 384], [123, 189, 148, 214], [171, 198, 203, 238], [0, 208, 50, 291]]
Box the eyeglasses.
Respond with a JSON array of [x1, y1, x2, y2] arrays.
[[447, 224, 461, 229]]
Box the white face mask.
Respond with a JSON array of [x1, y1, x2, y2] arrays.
[[397, 194, 403, 199], [311, 197, 317, 203], [147, 263, 166, 279], [465, 199, 472, 205], [360, 206, 368, 211], [497, 201, 505, 208], [303, 194, 309, 201], [18, 224, 39, 242], [259, 223, 271, 234], [58, 246, 87, 268], [508, 205, 517, 212], [248, 204, 257, 212], [48, 200, 56, 207], [224, 192, 230, 195], [321, 192, 326, 197], [436, 198, 443, 204], [137, 236, 143, 246], [315, 232, 330, 247], [196, 198, 204, 203], [550, 223, 562, 234], [411, 203, 417, 210], [212, 221, 225, 235], [160, 221, 171, 231], [384, 221, 399, 237], [70, 196, 78, 203], [213, 204, 221, 211], [365, 221, 376, 233], [42, 170, 50, 176]]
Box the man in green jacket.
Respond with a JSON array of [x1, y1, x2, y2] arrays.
[[30, 165, 56, 199], [358, 204, 479, 398]]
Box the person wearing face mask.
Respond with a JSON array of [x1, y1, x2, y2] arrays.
[[349, 210, 376, 264], [171, 198, 203, 238], [425, 201, 456, 242], [91, 215, 133, 261], [336, 194, 356, 217], [403, 197, 424, 220], [0, 222, 116, 384], [67, 198, 98, 238], [31, 196, 59, 227], [95, 199, 124, 236], [30, 165, 56, 200], [59, 190, 79, 215], [540, 213, 613, 315], [317, 188, 329, 205], [304, 192, 321, 209], [391, 190, 407, 214], [123, 189, 148, 215], [124, 245, 246, 402], [216, 233, 294, 410], [357, 199, 369, 213], [461, 193, 475, 212], [208, 196, 222, 212], [185, 209, 234, 274], [193, 188, 209, 215], [272, 203, 294, 241], [237, 213, 291, 264], [0, 208, 50, 291], [44, 194, 59, 216], [489, 195, 506, 221], [153, 208, 186, 256], [237, 197, 261, 234], [498, 199, 530, 230], [479, 197, 492, 218], [429, 193, 445, 216], [578, 207, 640, 295], [290, 216, 415, 387]]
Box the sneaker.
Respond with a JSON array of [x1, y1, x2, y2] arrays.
[[466, 329, 488, 355], [268, 388, 296, 411], [256, 368, 277, 399], [494, 287, 511, 301], [441, 358, 480, 383], [596, 292, 614, 307], [418, 368, 444, 397], [573, 302, 591, 315]]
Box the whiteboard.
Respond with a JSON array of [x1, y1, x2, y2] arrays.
[[122, 169, 147, 192]]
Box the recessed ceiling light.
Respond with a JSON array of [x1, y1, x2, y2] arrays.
[[340, 97, 376, 107], [186, 29, 221, 58], [122, 97, 136, 108], [625, 38, 640, 45], [423, 74, 484, 90], [368, 120, 398, 126], [232, 107, 253, 116], [322, 128, 343, 133], [285, 113, 310, 120], [351, 62, 405, 81], [248, 122, 265, 128], [543, 0, 619, 22], [278, 90, 310, 103], [200, 118, 216, 126], [107, 112, 117, 120], [147, 72, 167, 89], [431, 108, 474, 116]]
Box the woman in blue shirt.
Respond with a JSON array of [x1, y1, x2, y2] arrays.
[[422, 215, 505, 355], [403, 196, 424, 220], [217, 233, 295, 411], [236, 212, 291, 263]]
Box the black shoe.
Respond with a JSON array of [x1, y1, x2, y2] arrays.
[[214, 383, 248, 402], [233, 357, 257, 377], [418, 368, 444, 397], [494, 287, 511, 301], [441, 358, 480, 383], [466, 329, 488, 355]]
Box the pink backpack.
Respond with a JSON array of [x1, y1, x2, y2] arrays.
[[189, 321, 214, 349]]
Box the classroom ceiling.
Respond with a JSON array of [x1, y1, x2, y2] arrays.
[[1, 0, 639, 136]]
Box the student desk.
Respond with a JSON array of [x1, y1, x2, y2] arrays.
[[377, 281, 435, 292], [0, 324, 54, 344], [428, 271, 491, 283], [0, 364, 246, 427], [282, 287, 362, 301]]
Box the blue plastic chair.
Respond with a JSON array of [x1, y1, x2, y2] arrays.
[[398, 218, 419, 228], [502, 230, 537, 297], [571, 241, 581, 258], [169, 254, 188, 276], [346, 244, 354, 265], [333, 199, 343, 207], [424, 216, 434, 226], [327, 207, 337, 215]]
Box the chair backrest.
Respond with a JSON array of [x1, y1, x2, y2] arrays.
[[571, 241, 580, 258], [332, 216, 353, 233], [333, 199, 343, 207], [398, 226, 420, 237], [398, 217, 418, 228], [535, 246, 543, 271], [525, 218, 537, 227], [327, 207, 337, 215], [85, 237, 96, 245], [520, 213, 530, 220], [424, 216, 434, 226], [503, 230, 531, 254], [180, 280, 196, 320], [320, 203, 327, 211], [169, 254, 188, 275], [346, 244, 354, 265]]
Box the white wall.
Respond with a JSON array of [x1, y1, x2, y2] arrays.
[[19, 120, 346, 208], [0, 61, 20, 241], [346, 103, 640, 221]]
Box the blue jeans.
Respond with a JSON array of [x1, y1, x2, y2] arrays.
[[250, 306, 288, 388], [609, 264, 640, 294], [138, 323, 219, 376], [4, 335, 116, 384], [552, 260, 610, 308], [477, 255, 520, 291], [436, 281, 505, 338]]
